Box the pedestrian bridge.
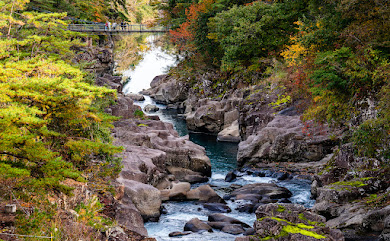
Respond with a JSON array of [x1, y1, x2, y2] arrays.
[[67, 24, 168, 34]]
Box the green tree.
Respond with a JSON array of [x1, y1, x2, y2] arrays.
[[0, 0, 121, 195], [207, 1, 298, 71]]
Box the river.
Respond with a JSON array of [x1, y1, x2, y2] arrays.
[[115, 33, 314, 241]]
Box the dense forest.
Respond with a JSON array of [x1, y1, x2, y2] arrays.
[[160, 0, 390, 162], [0, 0, 157, 239]]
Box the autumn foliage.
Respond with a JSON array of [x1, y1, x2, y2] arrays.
[[162, 0, 390, 160], [169, 0, 214, 51]]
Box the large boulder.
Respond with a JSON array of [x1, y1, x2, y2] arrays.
[[109, 94, 142, 119], [221, 224, 245, 235], [185, 98, 241, 134], [168, 231, 191, 237], [146, 75, 188, 105], [118, 179, 161, 222], [114, 198, 148, 236], [184, 218, 213, 233], [217, 120, 240, 142], [115, 143, 166, 186], [207, 213, 250, 235], [254, 203, 344, 241], [126, 93, 145, 101], [144, 104, 159, 113], [203, 203, 232, 213], [186, 185, 225, 203], [168, 182, 191, 200]]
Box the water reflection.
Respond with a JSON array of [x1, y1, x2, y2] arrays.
[[114, 33, 178, 94]]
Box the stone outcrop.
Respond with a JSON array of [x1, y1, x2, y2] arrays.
[[73, 47, 113, 74], [237, 113, 338, 167], [113, 119, 211, 177], [141, 69, 389, 240], [143, 74, 188, 105], [100, 73, 212, 238], [185, 98, 241, 134], [252, 203, 344, 241], [114, 191, 149, 236], [310, 144, 390, 240], [186, 185, 225, 203], [144, 74, 244, 140], [166, 166, 208, 184], [113, 117, 211, 234], [238, 85, 279, 140], [119, 179, 161, 222]]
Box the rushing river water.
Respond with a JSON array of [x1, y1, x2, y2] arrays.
[[116, 34, 314, 241]]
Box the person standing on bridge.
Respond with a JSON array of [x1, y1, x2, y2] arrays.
[[113, 22, 117, 30], [105, 21, 108, 31], [108, 21, 111, 31]]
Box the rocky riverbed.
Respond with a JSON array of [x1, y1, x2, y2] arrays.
[[142, 73, 390, 241]]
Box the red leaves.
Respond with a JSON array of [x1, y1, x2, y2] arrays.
[[169, 0, 215, 50]]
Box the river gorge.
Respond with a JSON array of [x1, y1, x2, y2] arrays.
[[113, 33, 317, 241]]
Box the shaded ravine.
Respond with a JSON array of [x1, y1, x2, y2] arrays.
[[116, 33, 314, 241]]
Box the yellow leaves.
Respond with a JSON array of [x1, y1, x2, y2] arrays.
[[313, 95, 322, 103], [0, 83, 12, 102], [206, 32, 218, 40], [281, 41, 307, 67], [282, 20, 322, 67]]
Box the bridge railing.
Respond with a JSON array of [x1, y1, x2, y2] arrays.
[[67, 24, 168, 32]]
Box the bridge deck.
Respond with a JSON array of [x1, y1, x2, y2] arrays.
[[68, 24, 168, 33]]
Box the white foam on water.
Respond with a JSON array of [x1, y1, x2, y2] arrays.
[[211, 173, 226, 180], [122, 36, 177, 95], [239, 175, 274, 183]]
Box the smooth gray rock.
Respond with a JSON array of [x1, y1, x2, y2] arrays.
[[217, 120, 240, 142], [119, 179, 161, 222], [221, 224, 245, 235], [184, 218, 213, 233], [203, 203, 232, 213], [126, 93, 145, 101], [144, 104, 159, 112], [186, 185, 225, 203], [168, 231, 191, 237], [208, 214, 250, 228]]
